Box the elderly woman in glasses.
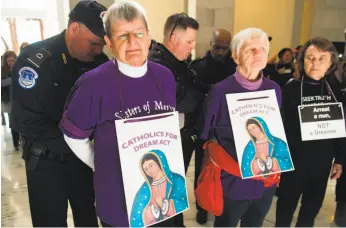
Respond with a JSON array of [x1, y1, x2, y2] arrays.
[[197, 28, 281, 227], [60, 1, 176, 227], [275, 37, 345, 227]]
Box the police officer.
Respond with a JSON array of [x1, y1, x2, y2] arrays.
[[189, 28, 236, 225], [149, 13, 205, 173], [190, 28, 236, 93], [11, 1, 108, 227], [149, 13, 205, 227]]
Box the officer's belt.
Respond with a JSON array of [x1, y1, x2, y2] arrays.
[[23, 138, 69, 161]]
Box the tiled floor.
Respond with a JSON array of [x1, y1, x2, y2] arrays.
[[1, 120, 339, 227]]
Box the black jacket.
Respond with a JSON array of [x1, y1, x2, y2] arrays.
[[11, 31, 108, 153], [281, 76, 345, 178], [148, 42, 205, 128], [189, 51, 237, 94]]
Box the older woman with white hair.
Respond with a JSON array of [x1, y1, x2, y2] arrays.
[[60, 1, 176, 227], [197, 28, 281, 227]]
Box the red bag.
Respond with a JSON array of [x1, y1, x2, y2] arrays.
[[195, 141, 280, 216]]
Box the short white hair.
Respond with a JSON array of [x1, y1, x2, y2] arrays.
[[103, 1, 148, 37], [231, 28, 269, 57]]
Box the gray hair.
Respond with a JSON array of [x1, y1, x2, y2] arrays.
[[231, 28, 269, 57], [103, 1, 148, 38]]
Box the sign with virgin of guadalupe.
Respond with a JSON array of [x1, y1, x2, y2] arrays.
[[226, 90, 294, 179], [115, 112, 189, 227]]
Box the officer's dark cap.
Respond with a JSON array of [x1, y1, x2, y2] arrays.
[[69, 0, 107, 38]]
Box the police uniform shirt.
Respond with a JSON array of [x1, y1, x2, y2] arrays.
[[11, 31, 108, 150]]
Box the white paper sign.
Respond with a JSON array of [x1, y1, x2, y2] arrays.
[[226, 90, 294, 179], [298, 102, 346, 141], [115, 112, 189, 227]]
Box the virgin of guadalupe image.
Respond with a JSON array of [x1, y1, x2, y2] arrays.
[[241, 116, 293, 178], [130, 150, 188, 227]]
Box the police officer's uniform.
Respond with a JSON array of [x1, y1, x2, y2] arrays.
[[149, 42, 206, 170], [149, 41, 206, 227], [11, 1, 108, 227]]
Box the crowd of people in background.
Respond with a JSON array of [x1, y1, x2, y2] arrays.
[[1, 0, 346, 227], [1, 46, 26, 150]]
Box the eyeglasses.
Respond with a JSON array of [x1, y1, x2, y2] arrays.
[[112, 29, 148, 42], [169, 13, 188, 38]]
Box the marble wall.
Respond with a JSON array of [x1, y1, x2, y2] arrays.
[[193, 0, 346, 58], [193, 0, 297, 57], [233, 0, 296, 57], [309, 0, 346, 42], [194, 0, 235, 57]]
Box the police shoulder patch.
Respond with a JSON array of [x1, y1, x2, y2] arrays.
[[18, 67, 39, 89]]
